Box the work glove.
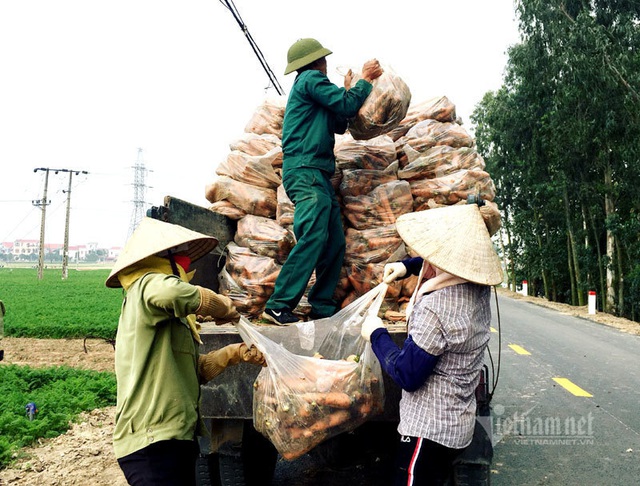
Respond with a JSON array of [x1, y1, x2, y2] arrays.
[[198, 343, 267, 384], [361, 316, 385, 342], [195, 286, 241, 324], [383, 262, 407, 283]]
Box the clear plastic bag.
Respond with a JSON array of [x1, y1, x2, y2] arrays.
[[347, 66, 412, 141], [235, 284, 388, 460]]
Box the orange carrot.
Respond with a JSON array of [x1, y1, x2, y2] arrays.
[[301, 392, 352, 409]]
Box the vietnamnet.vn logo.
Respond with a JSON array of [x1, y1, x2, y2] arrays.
[[478, 404, 595, 446]]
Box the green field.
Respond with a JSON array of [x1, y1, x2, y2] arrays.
[[0, 268, 120, 469], [0, 268, 122, 340], [0, 365, 116, 468]]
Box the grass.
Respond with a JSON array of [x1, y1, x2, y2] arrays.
[[0, 364, 116, 468], [0, 268, 122, 340]]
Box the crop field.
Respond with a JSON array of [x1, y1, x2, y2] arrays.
[[0, 364, 116, 468], [0, 268, 120, 468], [1, 268, 122, 340]]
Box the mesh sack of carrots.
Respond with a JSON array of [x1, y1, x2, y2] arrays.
[[234, 214, 295, 265], [244, 96, 287, 138], [334, 134, 397, 171], [205, 176, 277, 219], [216, 149, 283, 189], [395, 119, 475, 167], [347, 66, 411, 140], [342, 180, 413, 230], [398, 146, 486, 181], [235, 284, 388, 461], [387, 96, 458, 141]]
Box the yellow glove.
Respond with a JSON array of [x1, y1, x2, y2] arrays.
[[195, 286, 241, 324], [198, 343, 266, 384]]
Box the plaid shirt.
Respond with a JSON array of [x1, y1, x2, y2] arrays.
[[398, 283, 491, 448]]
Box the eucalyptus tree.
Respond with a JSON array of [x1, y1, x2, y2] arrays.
[[474, 0, 640, 316]]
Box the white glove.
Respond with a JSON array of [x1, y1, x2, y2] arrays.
[[361, 316, 385, 342], [383, 262, 407, 283]]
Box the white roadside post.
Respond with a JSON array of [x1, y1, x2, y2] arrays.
[[588, 290, 597, 315]]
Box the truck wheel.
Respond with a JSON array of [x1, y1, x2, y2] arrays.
[[218, 421, 278, 486], [196, 453, 221, 486]]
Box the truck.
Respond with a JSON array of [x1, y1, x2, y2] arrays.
[[147, 195, 494, 486]]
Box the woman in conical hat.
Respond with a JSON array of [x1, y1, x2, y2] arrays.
[[361, 200, 503, 485], [108, 218, 266, 485]]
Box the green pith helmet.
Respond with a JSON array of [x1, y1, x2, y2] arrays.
[[284, 38, 332, 75]]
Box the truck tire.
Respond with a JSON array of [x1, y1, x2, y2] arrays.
[[196, 453, 221, 486], [218, 421, 278, 486]]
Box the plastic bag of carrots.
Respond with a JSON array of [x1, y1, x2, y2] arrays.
[[342, 180, 413, 230], [234, 214, 295, 265], [219, 242, 281, 316], [395, 119, 475, 167], [387, 96, 458, 141], [235, 284, 388, 460], [334, 134, 397, 171], [347, 66, 411, 140], [244, 96, 287, 138], [216, 148, 283, 189]]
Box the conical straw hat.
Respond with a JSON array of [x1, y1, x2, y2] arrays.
[[105, 217, 218, 288], [395, 204, 503, 286]]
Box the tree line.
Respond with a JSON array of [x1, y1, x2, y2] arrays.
[[471, 0, 640, 319]]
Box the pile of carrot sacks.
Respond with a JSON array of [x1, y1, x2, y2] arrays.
[[205, 72, 496, 318]]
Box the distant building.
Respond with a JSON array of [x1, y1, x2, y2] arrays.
[[1, 240, 118, 262], [0, 242, 13, 255], [12, 239, 39, 257], [108, 247, 122, 261]]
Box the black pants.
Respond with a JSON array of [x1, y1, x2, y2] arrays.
[[118, 439, 199, 486], [394, 435, 463, 486]]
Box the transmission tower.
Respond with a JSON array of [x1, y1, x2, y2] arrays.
[[127, 148, 151, 238]]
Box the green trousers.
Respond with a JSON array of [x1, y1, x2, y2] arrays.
[[266, 167, 345, 317]]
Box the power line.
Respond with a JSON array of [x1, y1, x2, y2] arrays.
[[219, 0, 285, 96]]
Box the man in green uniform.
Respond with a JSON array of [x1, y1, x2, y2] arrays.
[[262, 38, 383, 325], [107, 218, 266, 485]]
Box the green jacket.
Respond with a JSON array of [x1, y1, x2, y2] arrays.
[[113, 273, 202, 459], [282, 70, 372, 174]]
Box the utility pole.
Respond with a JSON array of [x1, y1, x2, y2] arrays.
[[62, 169, 89, 279], [33, 167, 88, 280], [33, 168, 51, 280]]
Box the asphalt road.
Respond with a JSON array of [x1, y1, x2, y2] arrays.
[[268, 293, 640, 485], [488, 294, 640, 485]]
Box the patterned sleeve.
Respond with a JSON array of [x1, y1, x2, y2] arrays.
[[408, 299, 448, 356]]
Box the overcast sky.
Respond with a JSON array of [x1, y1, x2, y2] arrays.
[[0, 0, 520, 249]]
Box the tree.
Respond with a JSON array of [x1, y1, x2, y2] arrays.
[[473, 0, 640, 317]]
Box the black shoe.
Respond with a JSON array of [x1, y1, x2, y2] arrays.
[[262, 308, 301, 325]]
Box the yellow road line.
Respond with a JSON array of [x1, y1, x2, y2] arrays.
[[508, 344, 531, 355], [490, 327, 498, 333], [553, 378, 593, 397]]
